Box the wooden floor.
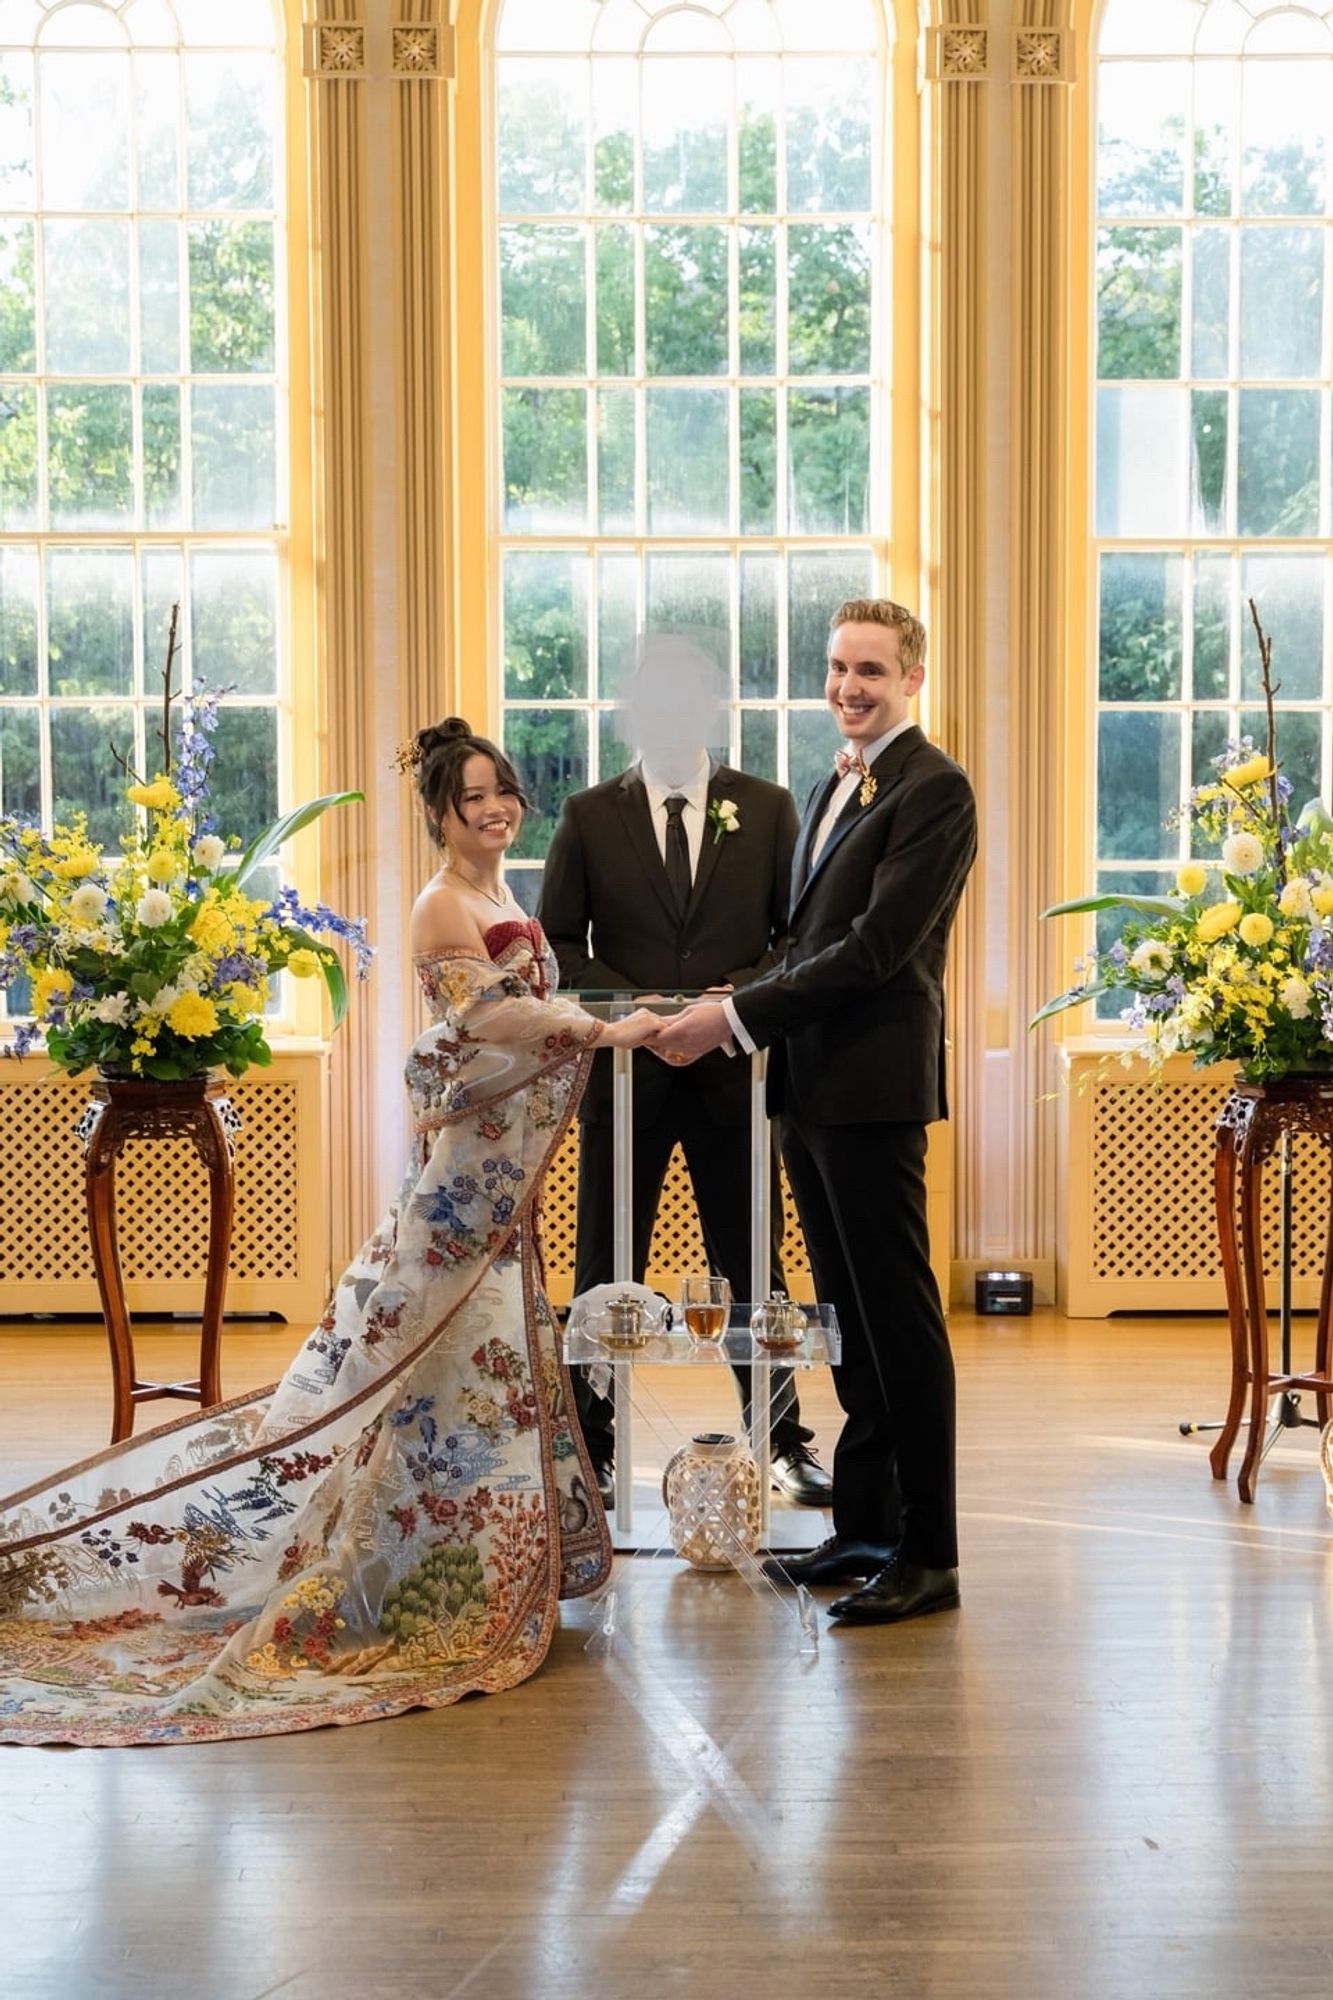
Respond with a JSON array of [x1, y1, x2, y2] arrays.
[[4, 1309, 1333, 2000]]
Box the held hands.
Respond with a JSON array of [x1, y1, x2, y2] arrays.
[[651, 1001, 733, 1065], [598, 1007, 665, 1050]]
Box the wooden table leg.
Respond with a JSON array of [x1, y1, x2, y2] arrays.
[[194, 1098, 234, 1413], [86, 1108, 136, 1445], [1210, 1121, 1248, 1483], [1236, 1126, 1270, 1504]]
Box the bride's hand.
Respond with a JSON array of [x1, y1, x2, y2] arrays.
[[598, 1007, 663, 1049]]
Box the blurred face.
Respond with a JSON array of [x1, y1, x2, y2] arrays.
[[825, 620, 923, 746], [442, 753, 523, 861]]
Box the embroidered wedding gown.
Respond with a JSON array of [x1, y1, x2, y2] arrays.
[[0, 920, 612, 1746]]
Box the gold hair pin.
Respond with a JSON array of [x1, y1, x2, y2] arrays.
[[393, 740, 423, 774]]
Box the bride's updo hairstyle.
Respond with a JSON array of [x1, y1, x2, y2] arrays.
[[404, 716, 528, 849]]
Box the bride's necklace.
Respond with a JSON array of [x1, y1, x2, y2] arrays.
[[446, 864, 508, 911]]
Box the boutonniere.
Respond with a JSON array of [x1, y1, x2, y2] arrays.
[[707, 797, 740, 844], [858, 769, 878, 808]]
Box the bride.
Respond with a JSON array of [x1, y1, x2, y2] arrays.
[[0, 719, 661, 1745]]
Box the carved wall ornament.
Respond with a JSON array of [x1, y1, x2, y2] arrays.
[[306, 22, 367, 78], [926, 25, 990, 81], [1014, 27, 1071, 83], [393, 24, 448, 76]]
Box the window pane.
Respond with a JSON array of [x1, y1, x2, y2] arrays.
[[1190, 388, 1229, 536], [504, 706, 588, 860], [1241, 61, 1326, 216], [134, 51, 180, 210], [206, 707, 277, 845], [787, 548, 872, 697], [1192, 63, 1234, 218], [787, 387, 869, 535], [739, 552, 778, 699], [1096, 226, 1180, 380], [1097, 63, 1187, 215], [191, 383, 276, 530], [142, 383, 182, 527], [1239, 554, 1323, 702], [0, 546, 39, 696], [738, 226, 776, 374], [596, 387, 635, 533], [0, 705, 39, 818], [51, 704, 135, 849], [738, 58, 778, 213], [597, 551, 637, 699], [1097, 709, 1181, 861], [594, 224, 634, 375], [646, 387, 728, 533], [1189, 227, 1229, 378], [784, 58, 872, 213], [497, 59, 587, 215], [788, 223, 871, 374], [0, 53, 34, 211], [1241, 705, 1320, 818], [739, 388, 776, 535], [1236, 388, 1320, 538], [1190, 710, 1230, 841], [139, 217, 182, 374], [644, 226, 728, 376], [1098, 552, 1183, 702], [788, 706, 834, 809], [642, 59, 728, 213], [47, 385, 133, 528], [0, 386, 37, 529], [1239, 227, 1322, 380], [501, 224, 586, 377], [47, 548, 133, 697], [184, 54, 274, 210], [1094, 868, 1164, 1019], [189, 220, 275, 373], [44, 219, 131, 374], [0, 219, 34, 371], [645, 553, 729, 675], [39, 53, 129, 209], [1192, 553, 1232, 701], [1095, 386, 1187, 537], [141, 546, 183, 692], [503, 550, 588, 702], [591, 59, 633, 214], [740, 707, 776, 780], [503, 387, 588, 532], [190, 548, 277, 696]]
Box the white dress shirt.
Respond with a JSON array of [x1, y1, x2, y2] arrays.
[[640, 753, 711, 883], [722, 720, 913, 1055]]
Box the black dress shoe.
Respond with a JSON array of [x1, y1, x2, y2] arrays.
[[759, 1534, 896, 1587], [592, 1462, 615, 1507], [769, 1443, 834, 1506], [829, 1557, 960, 1624]]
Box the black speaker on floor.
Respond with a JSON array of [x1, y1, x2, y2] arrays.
[[975, 1269, 1034, 1315]]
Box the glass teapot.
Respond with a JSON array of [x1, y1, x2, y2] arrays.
[[750, 1290, 808, 1351]]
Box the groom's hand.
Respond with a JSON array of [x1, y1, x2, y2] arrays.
[[653, 1001, 732, 1066]]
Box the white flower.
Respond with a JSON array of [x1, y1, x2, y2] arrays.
[[68, 883, 108, 923], [1221, 831, 1264, 876], [193, 834, 226, 872], [0, 871, 35, 911], [90, 992, 131, 1026], [1129, 940, 1172, 979], [1282, 975, 1313, 1020], [1279, 878, 1314, 920], [135, 888, 174, 928]]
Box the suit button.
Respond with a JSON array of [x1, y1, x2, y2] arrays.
[[680, 949, 692, 960]]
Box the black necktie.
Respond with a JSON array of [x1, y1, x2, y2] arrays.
[[664, 795, 691, 916]]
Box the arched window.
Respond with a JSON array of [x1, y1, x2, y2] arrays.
[[0, 0, 286, 918], [1093, 0, 1333, 995], [493, 0, 887, 902]]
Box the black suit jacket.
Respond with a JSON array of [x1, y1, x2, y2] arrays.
[[538, 764, 799, 1127], [733, 726, 977, 1126]]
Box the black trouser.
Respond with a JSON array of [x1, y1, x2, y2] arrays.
[[569, 1093, 809, 1467], [778, 1116, 956, 1569]]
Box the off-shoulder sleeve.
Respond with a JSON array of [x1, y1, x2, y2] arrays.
[[407, 952, 601, 1130]]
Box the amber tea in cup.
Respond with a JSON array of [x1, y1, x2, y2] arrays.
[[681, 1274, 731, 1342]]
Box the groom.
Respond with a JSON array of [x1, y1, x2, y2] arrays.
[[653, 598, 977, 1624]]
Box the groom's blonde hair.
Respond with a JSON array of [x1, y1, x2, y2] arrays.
[[829, 598, 927, 673]]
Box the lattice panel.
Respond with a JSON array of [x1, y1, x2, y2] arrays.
[[0, 1076, 302, 1287], [1090, 1080, 1332, 1283], [541, 1128, 812, 1306]]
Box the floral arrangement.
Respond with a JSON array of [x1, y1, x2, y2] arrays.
[[0, 612, 371, 1081], [1036, 607, 1333, 1083], [707, 796, 740, 844]]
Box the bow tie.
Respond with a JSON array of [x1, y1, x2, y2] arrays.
[[834, 748, 866, 778]]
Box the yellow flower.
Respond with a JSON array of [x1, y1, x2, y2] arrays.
[[1226, 755, 1273, 790], [286, 948, 322, 979], [1238, 913, 1274, 948], [1176, 862, 1207, 896], [126, 777, 180, 811], [146, 848, 181, 885], [188, 902, 236, 952], [1314, 883, 1333, 918], [1196, 900, 1242, 942], [52, 849, 99, 879], [165, 992, 219, 1038], [226, 981, 267, 1017], [30, 967, 73, 1017]]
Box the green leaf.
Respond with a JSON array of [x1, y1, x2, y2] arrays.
[[1040, 892, 1185, 920], [233, 790, 364, 890], [1028, 983, 1110, 1028], [281, 922, 348, 1028]]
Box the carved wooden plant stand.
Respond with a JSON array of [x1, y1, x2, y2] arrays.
[[1210, 1077, 1333, 1501], [82, 1074, 237, 1442]]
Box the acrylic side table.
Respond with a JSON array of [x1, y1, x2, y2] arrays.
[[80, 1074, 238, 1442]]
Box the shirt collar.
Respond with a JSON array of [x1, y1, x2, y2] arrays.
[[639, 752, 712, 812], [838, 717, 914, 775]]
